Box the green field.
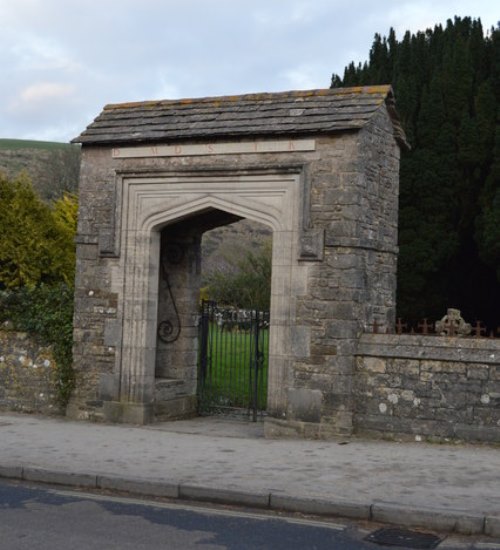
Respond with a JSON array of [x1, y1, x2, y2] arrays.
[[0, 138, 72, 150], [198, 326, 269, 413]]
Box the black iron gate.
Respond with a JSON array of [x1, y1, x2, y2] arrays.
[[198, 300, 270, 420]]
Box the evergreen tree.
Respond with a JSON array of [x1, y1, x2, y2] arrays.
[[331, 17, 500, 329], [0, 172, 77, 288]]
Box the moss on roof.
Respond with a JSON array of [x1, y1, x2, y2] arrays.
[[73, 86, 408, 149]]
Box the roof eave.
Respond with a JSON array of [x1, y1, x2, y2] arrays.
[[72, 127, 363, 147]]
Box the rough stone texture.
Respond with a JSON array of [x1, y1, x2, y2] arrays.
[[154, 226, 201, 419], [355, 334, 500, 442], [0, 331, 60, 415], [294, 103, 400, 436], [69, 86, 403, 437]]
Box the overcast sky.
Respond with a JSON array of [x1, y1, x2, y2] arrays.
[[0, 0, 497, 143]]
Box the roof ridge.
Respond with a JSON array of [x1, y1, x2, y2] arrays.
[[103, 85, 393, 111]]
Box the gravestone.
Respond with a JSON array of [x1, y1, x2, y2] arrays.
[[69, 86, 407, 438]]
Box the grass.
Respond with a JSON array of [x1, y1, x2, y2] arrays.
[[0, 138, 72, 150], [198, 325, 269, 413]]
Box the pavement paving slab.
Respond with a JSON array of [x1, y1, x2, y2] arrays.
[[0, 412, 499, 535]]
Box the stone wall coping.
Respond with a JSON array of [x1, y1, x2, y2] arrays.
[[357, 333, 500, 365]]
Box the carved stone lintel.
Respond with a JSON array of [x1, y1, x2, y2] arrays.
[[435, 308, 471, 337], [299, 229, 324, 261]]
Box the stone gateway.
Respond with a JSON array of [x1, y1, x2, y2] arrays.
[[70, 86, 407, 438]]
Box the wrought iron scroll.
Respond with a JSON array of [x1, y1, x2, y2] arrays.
[[157, 243, 184, 344]]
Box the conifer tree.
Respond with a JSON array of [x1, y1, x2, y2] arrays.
[[331, 17, 500, 328], [0, 173, 77, 288]]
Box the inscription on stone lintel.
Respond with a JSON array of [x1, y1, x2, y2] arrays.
[[112, 139, 316, 159]]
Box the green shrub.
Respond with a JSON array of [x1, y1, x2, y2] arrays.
[[0, 172, 77, 289], [0, 173, 78, 406]]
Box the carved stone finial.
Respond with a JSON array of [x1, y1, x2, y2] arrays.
[[435, 308, 471, 337]]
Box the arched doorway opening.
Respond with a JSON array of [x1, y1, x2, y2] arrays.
[[200, 219, 272, 418], [114, 170, 304, 424], [154, 213, 272, 420]]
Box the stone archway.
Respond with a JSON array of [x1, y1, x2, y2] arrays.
[[104, 169, 308, 423], [71, 87, 405, 437]]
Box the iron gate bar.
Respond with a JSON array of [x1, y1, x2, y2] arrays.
[[199, 303, 209, 383], [252, 309, 260, 422], [197, 300, 269, 419]]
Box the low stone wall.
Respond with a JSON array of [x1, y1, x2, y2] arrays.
[[0, 330, 61, 415], [355, 334, 500, 443]]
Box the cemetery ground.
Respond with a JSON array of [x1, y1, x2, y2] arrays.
[[198, 319, 269, 413]]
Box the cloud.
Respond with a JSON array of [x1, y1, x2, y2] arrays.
[[10, 35, 81, 73], [0, 0, 497, 142], [13, 82, 76, 107]]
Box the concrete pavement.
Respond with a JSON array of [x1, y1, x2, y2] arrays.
[[0, 412, 499, 537]]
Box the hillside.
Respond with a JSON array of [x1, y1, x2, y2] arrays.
[[201, 219, 271, 277], [0, 139, 80, 200], [0, 138, 71, 150]]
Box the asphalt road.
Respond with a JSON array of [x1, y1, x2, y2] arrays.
[[0, 479, 382, 550], [0, 479, 497, 550]]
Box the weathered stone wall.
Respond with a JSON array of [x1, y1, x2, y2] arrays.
[[281, 104, 400, 438], [154, 223, 204, 420], [0, 331, 60, 415], [355, 334, 500, 443], [68, 146, 117, 421], [70, 103, 401, 436]]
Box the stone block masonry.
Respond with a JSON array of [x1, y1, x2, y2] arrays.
[[69, 86, 407, 436], [355, 333, 500, 443], [0, 331, 61, 415]]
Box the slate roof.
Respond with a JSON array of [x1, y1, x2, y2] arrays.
[[73, 85, 408, 149]]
